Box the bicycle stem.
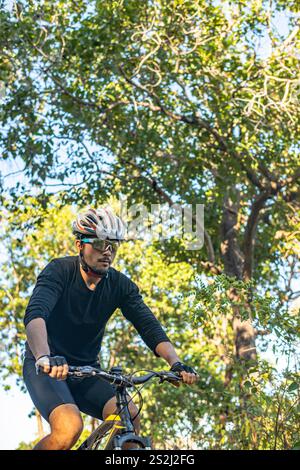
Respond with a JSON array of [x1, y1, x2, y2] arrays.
[[109, 366, 136, 434]]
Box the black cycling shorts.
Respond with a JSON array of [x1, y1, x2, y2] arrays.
[[23, 353, 117, 423]]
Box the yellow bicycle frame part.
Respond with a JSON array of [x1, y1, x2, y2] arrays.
[[104, 414, 125, 430], [100, 414, 125, 448]]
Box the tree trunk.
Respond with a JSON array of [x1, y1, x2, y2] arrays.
[[219, 190, 259, 446], [221, 191, 257, 362]]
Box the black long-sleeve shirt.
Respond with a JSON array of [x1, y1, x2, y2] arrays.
[[24, 256, 171, 365]]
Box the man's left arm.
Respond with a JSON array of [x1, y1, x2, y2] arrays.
[[119, 277, 198, 385], [155, 341, 198, 385]]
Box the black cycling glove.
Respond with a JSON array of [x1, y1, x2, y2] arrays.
[[35, 355, 68, 374], [170, 361, 198, 375]]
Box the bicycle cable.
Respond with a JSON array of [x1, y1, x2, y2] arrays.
[[123, 367, 177, 422], [106, 381, 144, 429], [106, 368, 164, 429]]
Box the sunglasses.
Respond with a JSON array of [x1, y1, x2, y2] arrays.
[[81, 238, 121, 252]]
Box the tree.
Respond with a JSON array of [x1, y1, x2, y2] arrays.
[[0, 197, 299, 449], [0, 0, 299, 449]]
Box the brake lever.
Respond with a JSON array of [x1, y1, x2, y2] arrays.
[[69, 366, 98, 377], [158, 372, 182, 383]]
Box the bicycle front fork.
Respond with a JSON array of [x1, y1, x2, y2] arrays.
[[112, 432, 152, 450]]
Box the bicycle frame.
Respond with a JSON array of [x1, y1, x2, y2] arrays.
[[77, 367, 152, 450]]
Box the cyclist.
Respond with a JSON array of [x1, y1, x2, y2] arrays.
[[23, 207, 197, 450]]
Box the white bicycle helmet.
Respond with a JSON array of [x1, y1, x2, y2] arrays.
[[72, 207, 126, 241]]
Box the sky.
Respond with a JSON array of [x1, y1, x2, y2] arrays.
[[0, 0, 299, 450]]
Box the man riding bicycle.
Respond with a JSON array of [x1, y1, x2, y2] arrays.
[[23, 207, 197, 450]]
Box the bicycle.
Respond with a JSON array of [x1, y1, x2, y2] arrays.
[[65, 365, 182, 450]]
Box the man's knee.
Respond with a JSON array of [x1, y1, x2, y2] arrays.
[[102, 397, 140, 433], [49, 404, 84, 449], [128, 401, 140, 432]]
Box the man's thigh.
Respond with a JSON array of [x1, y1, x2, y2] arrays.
[[23, 357, 77, 423], [67, 375, 116, 420]]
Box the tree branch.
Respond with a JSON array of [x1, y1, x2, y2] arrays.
[[118, 154, 216, 265], [243, 190, 273, 281], [119, 65, 266, 192]]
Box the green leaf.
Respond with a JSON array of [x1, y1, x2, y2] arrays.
[[287, 382, 299, 393]]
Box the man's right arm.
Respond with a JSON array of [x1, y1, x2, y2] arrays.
[[26, 318, 68, 380], [24, 260, 68, 379], [25, 318, 50, 361]]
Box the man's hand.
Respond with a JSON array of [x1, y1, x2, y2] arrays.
[[35, 355, 69, 381], [170, 361, 198, 387]]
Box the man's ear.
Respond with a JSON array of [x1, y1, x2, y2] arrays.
[[75, 239, 82, 251]]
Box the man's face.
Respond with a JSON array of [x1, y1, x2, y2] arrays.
[[75, 239, 117, 275]]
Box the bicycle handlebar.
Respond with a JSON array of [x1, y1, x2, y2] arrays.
[[67, 365, 182, 387]]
